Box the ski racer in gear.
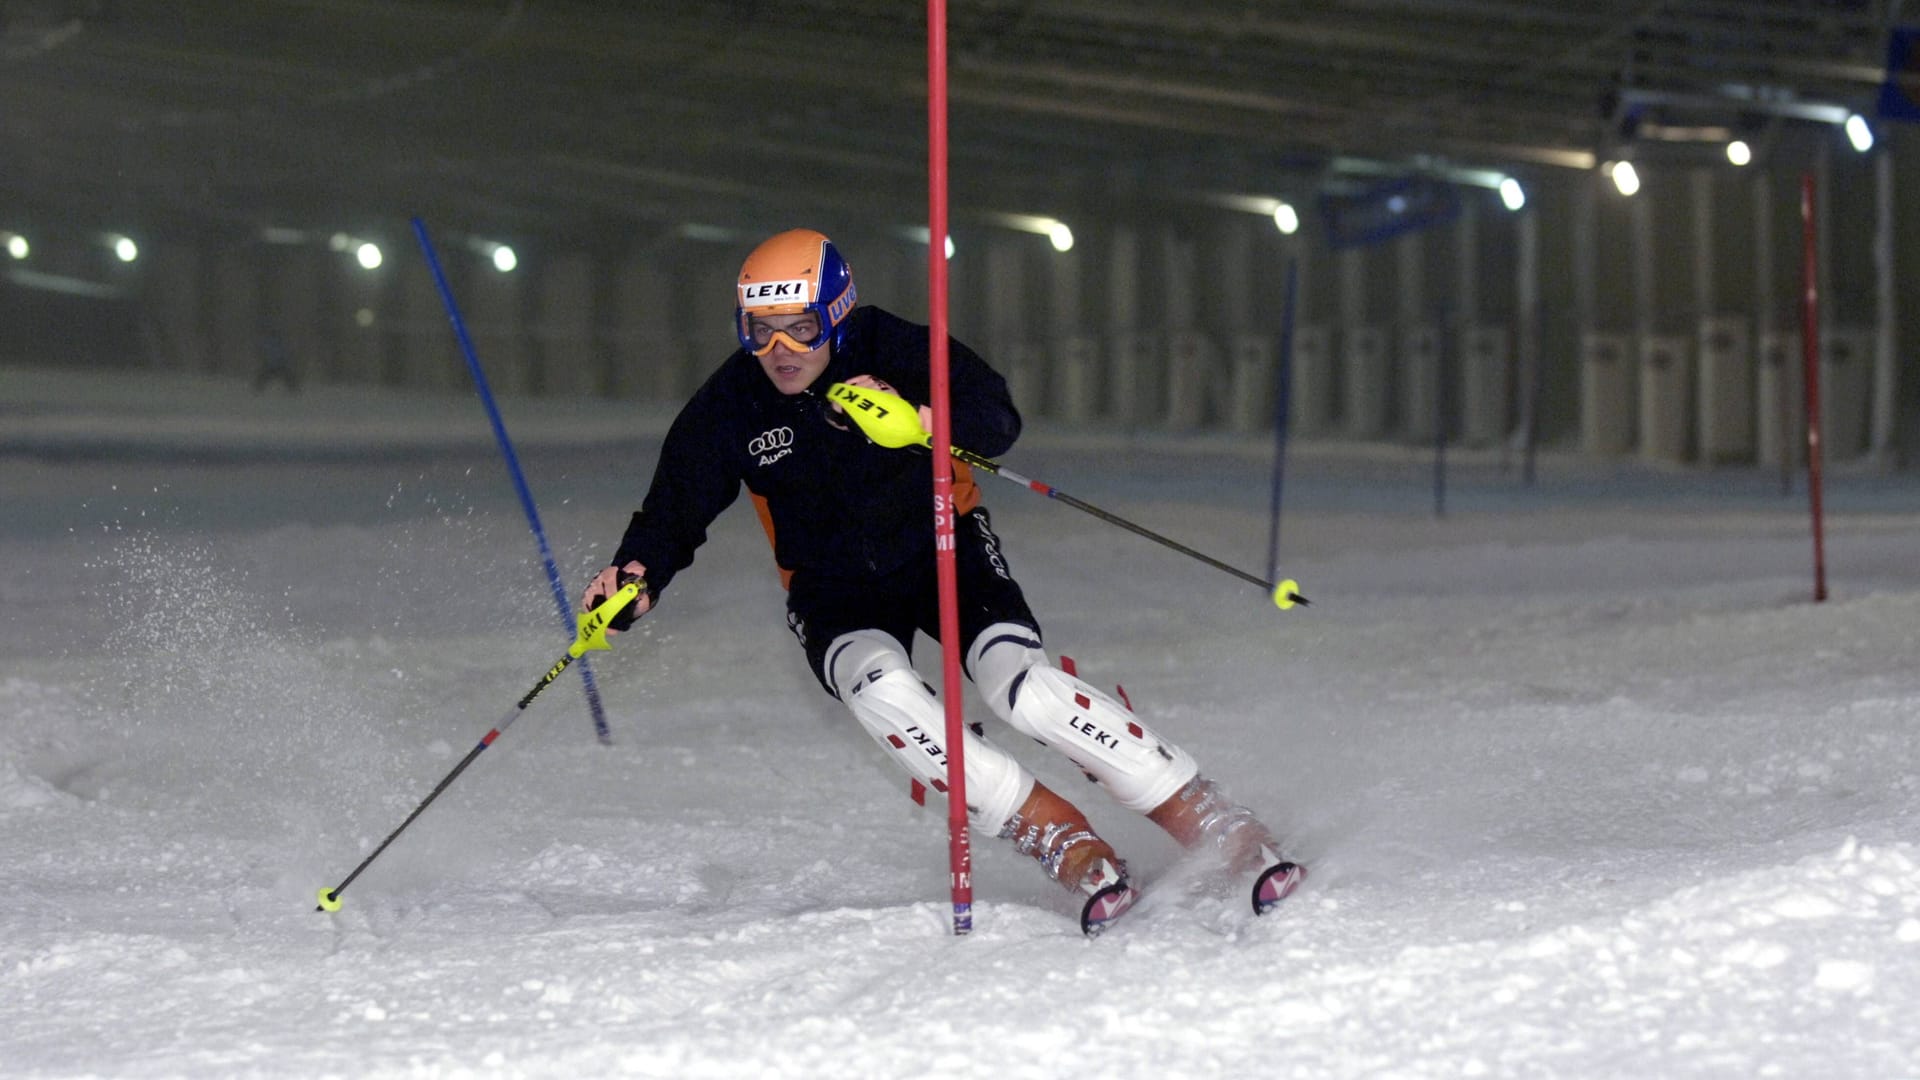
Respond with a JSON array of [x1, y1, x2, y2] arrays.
[[581, 228, 1301, 932]]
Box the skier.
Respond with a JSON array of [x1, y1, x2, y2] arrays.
[[581, 228, 1301, 933]]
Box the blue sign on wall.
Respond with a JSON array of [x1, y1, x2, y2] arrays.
[[1317, 177, 1462, 250], [1879, 27, 1920, 122]]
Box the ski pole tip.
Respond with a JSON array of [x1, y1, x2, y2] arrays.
[[1272, 580, 1308, 610], [316, 887, 342, 913]]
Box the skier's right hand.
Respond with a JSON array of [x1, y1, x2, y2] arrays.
[[583, 560, 651, 633]]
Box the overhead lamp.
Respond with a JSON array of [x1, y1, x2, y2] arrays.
[[1615, 86, 1848, 126], [1726, 140, 1753, 166], [111, 235, 139, 262], [2, 231, 26, 260], [675, 223, 738, 243], [464, 235, 520, 272], [1609, 160, 1642, 197], [1197, 192, 1306, 234], [1498, 177, 1526, 211], [905, 225, 956, 259], [1844, 113, 1874, 152], [355, 242, 383, 270], [987, 212, 1074, 254]]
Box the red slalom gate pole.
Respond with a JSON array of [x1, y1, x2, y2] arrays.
[[927, 0, 971, 935], [1799, 172, 1829, 603]]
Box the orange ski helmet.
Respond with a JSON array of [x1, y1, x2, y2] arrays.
[[734, 229, 857, 356]]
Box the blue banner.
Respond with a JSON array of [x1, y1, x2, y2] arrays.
[[1879, 27, 1920, 122]]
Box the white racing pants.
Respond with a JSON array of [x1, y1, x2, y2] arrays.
[[826, 622, 1199, 827]]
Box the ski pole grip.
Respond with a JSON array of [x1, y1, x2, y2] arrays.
[[573, 580, 645, 656], [826, 382, 931, 449]]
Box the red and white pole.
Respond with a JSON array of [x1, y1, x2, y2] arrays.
[[926, 0, 971, 934], [1799, 172, 1828, 604]]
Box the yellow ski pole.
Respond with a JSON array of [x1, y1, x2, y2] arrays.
[[316, 580, 644, 912], [827, 382, 1307, 610]]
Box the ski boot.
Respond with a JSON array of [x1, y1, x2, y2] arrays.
[[1148, 775, 1304, 915], [1001, 780, 1138, 936]]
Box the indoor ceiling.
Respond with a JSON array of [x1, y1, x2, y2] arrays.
[[0, 0, 1904, 245]]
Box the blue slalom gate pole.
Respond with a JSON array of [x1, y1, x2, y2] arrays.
[[1432, 305, 1449, 520], [411, 218, 614, 745], [1265, 259, 1298, 584]]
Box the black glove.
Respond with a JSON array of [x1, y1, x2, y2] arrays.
[[582, 561, 650, 633]]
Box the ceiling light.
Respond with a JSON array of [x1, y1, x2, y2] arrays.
[[3, 232, 26, 260], [902, 226, 955, 259], [991, 212, 1076, 253], [1272, 202, 1300, 234], [1498, 177, 1526, 211], [465, 235, 520, 272], [112, 235, 138, 262], [1726, 140, 1753, 166], [1845, 113, 1874, 152], [1610, 161, 1641, 197], [677, 223, 736, 242], [356, 242, 383, 270]]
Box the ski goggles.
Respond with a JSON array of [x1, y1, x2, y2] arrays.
[[738, 311, 830, 357]]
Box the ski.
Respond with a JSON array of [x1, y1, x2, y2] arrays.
[[1252, 860, 1306, 915], [1074, 854, 1139, 937], [1080, 879, 1140, 936], [1074, 856, 1302, 935]]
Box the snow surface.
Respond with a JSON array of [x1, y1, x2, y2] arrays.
[[3, 364, 1919, 1078]]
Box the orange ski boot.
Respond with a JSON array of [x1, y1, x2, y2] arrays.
[[1148, 776, 1304, 914], [1000, 781, 1137, 935]]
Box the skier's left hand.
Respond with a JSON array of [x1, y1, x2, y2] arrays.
[[834, 374, 934, 434]]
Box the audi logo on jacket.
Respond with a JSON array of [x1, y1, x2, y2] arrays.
[[609, 306, 1021, 597]]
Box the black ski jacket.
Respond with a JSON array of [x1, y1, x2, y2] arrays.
[[609, 306, 1021, 598]]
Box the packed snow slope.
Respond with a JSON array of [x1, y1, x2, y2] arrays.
[[3, 365, 1918, 1078]]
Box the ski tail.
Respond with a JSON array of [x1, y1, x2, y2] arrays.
[[1081, 880, 1139, 936], [1252, 860, 1306, 915], [1077, 856, 1138, 936]]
